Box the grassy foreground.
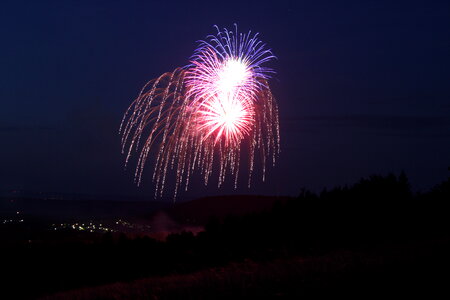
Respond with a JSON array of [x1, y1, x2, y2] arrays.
[[42, 237, 450, 300]]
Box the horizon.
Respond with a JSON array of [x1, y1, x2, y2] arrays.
[[1, 170, 448, 204]]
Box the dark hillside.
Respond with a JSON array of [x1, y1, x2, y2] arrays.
[[166, 195, 293, 225], [2, 174, 450, 299]]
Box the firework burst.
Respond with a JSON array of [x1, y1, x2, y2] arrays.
[[120, 25, 280, 198]]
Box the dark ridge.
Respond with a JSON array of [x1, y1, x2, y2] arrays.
[[164, 195, 293, 225]]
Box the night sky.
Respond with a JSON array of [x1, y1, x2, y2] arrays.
[[1, 0, 449, 200]]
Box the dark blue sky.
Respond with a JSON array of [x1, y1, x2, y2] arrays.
[[1, 0, 449, 200]]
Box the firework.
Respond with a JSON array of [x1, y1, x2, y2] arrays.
[[120, 25, 280, 198]]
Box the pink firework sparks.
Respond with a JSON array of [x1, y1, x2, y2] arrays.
[[120, 25, 280, 198]]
